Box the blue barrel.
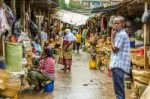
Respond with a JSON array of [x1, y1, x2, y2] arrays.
[[44, 82, 54, 92], [130, 41, 135, 48]]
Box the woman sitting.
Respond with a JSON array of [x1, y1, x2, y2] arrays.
[[26, 47, 56, 93]]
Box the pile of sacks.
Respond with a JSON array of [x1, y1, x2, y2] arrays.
[[132, 69, 150, 98]]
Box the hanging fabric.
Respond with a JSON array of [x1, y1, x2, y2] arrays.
[[3, 3, 16, 26], [0, 8, 10, 37]]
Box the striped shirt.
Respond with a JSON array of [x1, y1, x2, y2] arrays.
[[109, 29, 131, 74]]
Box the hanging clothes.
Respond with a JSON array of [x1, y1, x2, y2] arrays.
[[3, 3, 16, 26], [0, 8, 10, 37]]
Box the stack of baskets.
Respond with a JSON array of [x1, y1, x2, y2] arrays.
[[0, 78, 21, 98], [0, 69, 21, 98], [0, 69, 11, 90]]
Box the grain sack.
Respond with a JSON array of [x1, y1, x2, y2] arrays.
[[133, 81, 147, 97], [141, 82, 150, 99]]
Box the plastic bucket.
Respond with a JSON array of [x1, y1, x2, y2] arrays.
[[44, 82, 54, 92], [130, 41, 135, 48], [0, 61, 5, 69]]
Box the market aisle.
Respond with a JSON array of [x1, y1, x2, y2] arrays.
[[20, 50, 131, 99]]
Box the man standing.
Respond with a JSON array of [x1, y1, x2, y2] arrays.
[[41, 28, 48, 48], [110, 16, 131, 99]]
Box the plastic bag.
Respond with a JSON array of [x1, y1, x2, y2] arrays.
[[142, 9, 150, 23], [0, 9, 10, 36]]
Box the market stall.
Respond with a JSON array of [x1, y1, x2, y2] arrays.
[[0, 0, 59, 98]]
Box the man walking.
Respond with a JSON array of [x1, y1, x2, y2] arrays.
[[109, 16, 131, 99]]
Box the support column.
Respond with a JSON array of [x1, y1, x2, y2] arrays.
[[26, 0, 31, 19], [0, 0, 4, 57], [144, 0, 149, 69], [11, 0, 16, 15], [38, 9, 42, 34], [21, 0, 25, 32]]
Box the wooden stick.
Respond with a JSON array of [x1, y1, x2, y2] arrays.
[[144, 0, 149, 69]]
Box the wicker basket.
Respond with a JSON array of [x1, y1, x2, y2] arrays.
[[133, 76, 149, 85], [0, 69, 11, 81], [0, 79, 6, 90], [0, 80, 21, 98], [132, 69, 150, 80]]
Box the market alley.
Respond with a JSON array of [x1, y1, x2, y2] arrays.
[[20, 50, 131, 99]]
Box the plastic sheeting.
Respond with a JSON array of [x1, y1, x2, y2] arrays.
[[52, 10, 89, 26]]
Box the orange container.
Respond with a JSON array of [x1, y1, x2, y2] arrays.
[[89, 59, 96, 69], [139, 48, 144, 55], [10, 36, 16, 43]]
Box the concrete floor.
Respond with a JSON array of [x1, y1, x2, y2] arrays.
[[19, 51, 132, 99]]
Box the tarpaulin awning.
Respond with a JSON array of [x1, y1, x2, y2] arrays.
[[51, 9, 89, 26]]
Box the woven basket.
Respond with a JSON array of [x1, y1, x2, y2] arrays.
[[133, 76, 149, 85], [0, 69, 11, 81], [133, 80, 147, 97], [0, 79, 6, 90], [134, 59, 144, 67], [0, 81, 21, 98], [132, 69, 150, 80]]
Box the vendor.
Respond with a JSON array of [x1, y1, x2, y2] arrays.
[[32, 39, 42, 56], [26, 47, 56, 93]]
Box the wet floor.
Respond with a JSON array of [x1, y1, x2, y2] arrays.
[[20, 50, 132, 99]]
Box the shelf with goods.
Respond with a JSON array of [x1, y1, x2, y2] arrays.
[[131, 0, 150, 98]]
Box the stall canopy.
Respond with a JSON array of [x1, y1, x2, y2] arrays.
[[51, 9, 89, 26]]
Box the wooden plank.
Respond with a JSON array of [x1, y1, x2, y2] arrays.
[[144, 0, 149, 69], [11, 0, 16, 15], [0, 0, 4, 57], [21, 0, 25, 32]]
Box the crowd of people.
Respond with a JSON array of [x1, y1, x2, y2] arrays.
[[26, 25, 88, 93], [26, 15, 132, 99]]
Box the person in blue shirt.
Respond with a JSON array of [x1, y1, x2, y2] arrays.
[[32, 39, 42, 56]]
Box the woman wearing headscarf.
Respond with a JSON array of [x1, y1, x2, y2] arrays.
[[27, 47, 56, 92], [58, 29, 76, 70]]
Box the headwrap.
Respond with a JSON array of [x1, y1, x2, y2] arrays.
[[64, 29, 76, 41]]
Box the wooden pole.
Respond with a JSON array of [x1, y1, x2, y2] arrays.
[[21, 0, 25, 32], [144, 0, 149, 69], [26, 0, 31, 38], [0, 0, 4, 57], [11, 0, 16, 16], [38, 9, 42, 34], [26, 0, 31, 19]]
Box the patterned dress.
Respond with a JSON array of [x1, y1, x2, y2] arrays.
[[58, 40, 73, 66]]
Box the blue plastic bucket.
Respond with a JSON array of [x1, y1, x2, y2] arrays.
[[0, 61, 6, 69], [44, 82, 54, 92], [130, 41, 135, 48]]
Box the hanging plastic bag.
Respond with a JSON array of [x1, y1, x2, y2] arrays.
[[3, 3, 16, 26], [0, 8, 10, 36], [142, 9, 150, 23]]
